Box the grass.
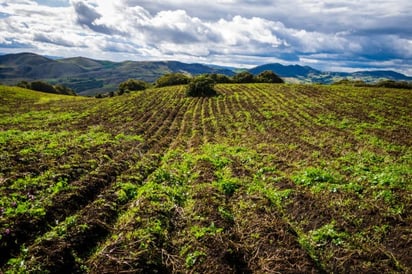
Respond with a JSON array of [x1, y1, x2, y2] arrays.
[[0, 83, 411, 273]]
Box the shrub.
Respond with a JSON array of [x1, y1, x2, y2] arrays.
[[333, 79, 368, 86], [16, 81, 76, 95], [54, 84, 76, 96], [29, 81, 57, 94], [333, 79, 412, 89], [17, 81, 31, 89], [209, 73, 232, 83], [118, 79, 148, 94], [256, 70, 284, 83], [156, 73, 190, 87], [232, 71, 255, 83], [376, 80, 412, 89], [186, 75, 217, 97]]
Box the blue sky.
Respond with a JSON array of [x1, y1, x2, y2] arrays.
[[1, 0, 411, 75]]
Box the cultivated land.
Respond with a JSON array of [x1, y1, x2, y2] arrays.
[[0, 83, 411, 273]]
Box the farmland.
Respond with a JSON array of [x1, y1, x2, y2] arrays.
[[0, 83, 411, 273]]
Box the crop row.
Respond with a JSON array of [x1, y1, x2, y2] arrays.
[[1, 84, 410, 273]]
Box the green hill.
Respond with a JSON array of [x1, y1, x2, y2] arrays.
[[2, 53, 411, 95], [0, 53, 234, 95], [0, 83, 411, 273]]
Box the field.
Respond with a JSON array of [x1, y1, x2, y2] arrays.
[[0, 83, 411, 273]]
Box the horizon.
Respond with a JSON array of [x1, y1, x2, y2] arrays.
[[1, 1, 411, 75], [2, 51, 412, 77]]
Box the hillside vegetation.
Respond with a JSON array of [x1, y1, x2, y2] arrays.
[[0, 84, 411, 273], [0, 53, 233, 95], [2, 53, 411, 95]]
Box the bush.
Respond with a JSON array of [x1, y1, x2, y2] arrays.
[[333, 79, 412, 89], [232, 71, 255, 83], [209, 73, 232, 83], [54, 84, 76, 96], [17, 81, 31, 89], [29, 81, 57, 94], [186, 75, 217, 97], [376, 80, 412, 89], [119, 79, 148, 94], [156, 73, 190, 87], [256, 70, 284, 83], [16, 81, 76, 95], [333, 79, 367, 86]]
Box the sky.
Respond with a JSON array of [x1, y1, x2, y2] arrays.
[[0, 0, 411, 75]]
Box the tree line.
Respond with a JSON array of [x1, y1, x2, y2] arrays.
[[155, 70, 284, 87], [333, 79, 412, 89], [13, 70, 283, 98], [16, 81, 77, 96], [100, 70, 284, 98]]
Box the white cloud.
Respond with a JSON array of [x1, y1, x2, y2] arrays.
[[0, 0, 411, 75]]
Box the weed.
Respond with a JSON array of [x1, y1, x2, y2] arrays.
[[190, 223, 223, 239], [116, 182, 139, 203], [185, 250, 206, 268], [310, 223, 348, 247]]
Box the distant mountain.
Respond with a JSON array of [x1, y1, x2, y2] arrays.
[[248, 63, 412, 84], [350, 70, 412, 81], [0, 53, 234, 95], [0, 53, 85, 79], [1, 53, 411, 95], [249, 63, 321, 78]]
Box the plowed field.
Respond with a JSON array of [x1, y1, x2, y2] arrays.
[[1, 84, 411, 273]]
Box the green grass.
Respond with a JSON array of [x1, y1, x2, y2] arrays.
[[0, 83, 411, 273]]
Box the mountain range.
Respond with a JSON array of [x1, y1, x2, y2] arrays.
[[1, 52, 411, 95]]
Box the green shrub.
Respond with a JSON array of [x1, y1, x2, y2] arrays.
[[54, 84, 77, 96], [118, 79, 148, 94], [16, 81, 76, 95], [29, 81, 57, 94], [209, 73, 232, 83], [256, 70, 284, 83], [232, 71, 255, 83], [186, 75, 217, 97], [156, 73, 190, 87]]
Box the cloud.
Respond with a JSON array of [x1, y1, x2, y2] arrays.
[[142, 10, 207, 44], [33, 33, 78, 47], [34, 0, 70, 7], [0, 0, 411, 75], [71, 0, 118, 35]]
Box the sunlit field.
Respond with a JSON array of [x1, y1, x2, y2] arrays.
[[1, 84, 411, 273]]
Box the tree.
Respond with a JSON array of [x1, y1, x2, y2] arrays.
[[376, 80, 412, 89], [186, 75, 217, 97], [156, 73, 190, 87], [209, 73, 232, 83], [118, 79, 148, 94], [256, 70, 284, 83], [17, 81, 76, 95], [29, 81, 57, 94], [232, 71, 255, 83], [17, 81, 30, 89], [54, 84, 77, 96]]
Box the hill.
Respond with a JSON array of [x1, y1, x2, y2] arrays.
[[0, 83, 411, 273], [351, 70, 412, 80], [0, 53, 234, 95], [249, 63, 321, 77], [2, 53, 412, 95], [248, 63, 412, 83], [0, 53, 85, 79]]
